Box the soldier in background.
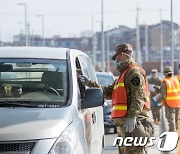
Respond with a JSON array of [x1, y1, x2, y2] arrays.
[[148, 69, 162, 125], [78, 43, 153, 154], [156, 66, 180, 131]]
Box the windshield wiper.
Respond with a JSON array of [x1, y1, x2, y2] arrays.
[[0, 101, 39, 108]]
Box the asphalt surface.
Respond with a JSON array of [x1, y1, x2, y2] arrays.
[[103, 133, 118, 154], [103, 107, 179, 154]]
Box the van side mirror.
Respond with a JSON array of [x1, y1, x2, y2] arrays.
[[82, 88, 104, 109]]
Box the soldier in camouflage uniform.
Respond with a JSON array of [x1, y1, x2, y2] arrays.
[[78, 43, 153, 154], [157, 66, 180, 131], [148, 69, 162, 125]]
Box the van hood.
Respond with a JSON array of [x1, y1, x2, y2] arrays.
[[0, 107, 72, 141]]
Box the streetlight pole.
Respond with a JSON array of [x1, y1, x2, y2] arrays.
[[32, 29, 34, 46], [27, 22, 31, 46], [171, 0, 174, 72], [106, 26, 110, 72], [160, 9, 164, 73], [136, 5, 141, 66], [0, 27, 1, 43], [18, 3, 28, 46], [92, 15, 96, 68], [106, 32, 110, 72], [37, 15, 45, 46], [177, 28, 180, 74], [145, 24, 148, 62], [101, 0, 105, 71]]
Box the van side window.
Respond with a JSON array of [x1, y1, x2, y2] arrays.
[[78, 56, 97, 82], [75, 58, 85, 99]]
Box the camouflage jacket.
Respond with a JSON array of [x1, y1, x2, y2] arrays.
[[88, 60, 148, 118], [157, 79, 167, 103], [148, 75, 162, 99]]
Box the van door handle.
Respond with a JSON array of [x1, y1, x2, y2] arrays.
[[92, 112, 96, 124]]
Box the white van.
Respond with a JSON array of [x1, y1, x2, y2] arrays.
[[0, 47, 104, 154]]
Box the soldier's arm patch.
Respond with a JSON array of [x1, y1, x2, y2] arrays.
[[131, 76, 140, 86]]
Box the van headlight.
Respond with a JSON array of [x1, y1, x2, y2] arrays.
[[49, 123, 77, 154]]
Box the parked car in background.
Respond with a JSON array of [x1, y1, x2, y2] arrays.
[[0, 47, 105, 154], [96, 72, 114, 87], [96, 72, 116, 134]]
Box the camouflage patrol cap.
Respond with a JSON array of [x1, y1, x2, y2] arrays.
[[151, 69, 158, 74], [112, 43, 133, 60], [164, 66, 173, 73]]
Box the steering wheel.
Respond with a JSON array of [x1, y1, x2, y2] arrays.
[[46, 87, 60, 96]]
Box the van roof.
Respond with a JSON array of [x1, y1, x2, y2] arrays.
[[0, 47, 68, 59]]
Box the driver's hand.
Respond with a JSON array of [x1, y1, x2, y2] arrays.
[[76, 69, 82, 76], [78, 75, 90, 86]]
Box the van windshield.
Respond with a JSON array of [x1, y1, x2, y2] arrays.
[[0, 59, 68, 107]]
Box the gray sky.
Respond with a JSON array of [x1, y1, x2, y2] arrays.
[[0, 0, 180, 41]]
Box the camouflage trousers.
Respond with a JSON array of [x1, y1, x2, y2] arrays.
[[150, 99, 161, 122], [165, 105, 180, 131], [151, 105, 161, 122], [114, 118, 150, 154]]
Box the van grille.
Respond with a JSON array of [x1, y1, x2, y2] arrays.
[[0, 142, 35, 152]]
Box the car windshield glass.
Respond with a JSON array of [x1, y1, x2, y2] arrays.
[[0, 59, 68, 107], [96, 75, 114, 86]]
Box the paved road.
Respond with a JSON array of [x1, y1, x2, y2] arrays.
[[103, 107, 179, 154], [103, 133, 118, 154]]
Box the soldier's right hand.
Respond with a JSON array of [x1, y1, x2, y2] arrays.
[[78, 75, 90, 86], [125, 117, 137, 133]]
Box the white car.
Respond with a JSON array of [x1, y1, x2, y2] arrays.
[[0, 47, 104, 154]]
